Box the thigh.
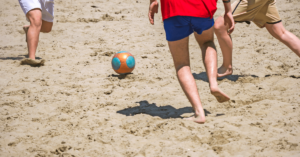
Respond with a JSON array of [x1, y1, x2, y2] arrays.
[[168, 36, 190, 70], [26, 8, 42, 23], [193, 26, 214, 47], [265, 22, 284, 39], [193, 27, 215, 59]]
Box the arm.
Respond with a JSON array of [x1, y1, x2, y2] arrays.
[[148, 0, 159, 25], [222, 0, 235, 34]]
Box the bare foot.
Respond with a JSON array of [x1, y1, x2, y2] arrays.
[[184, 114, 205, 124], [23, 26, 29, 42], [21, 58, 45, 66], [217, 65, 232, 78], [210, 87, 230, 103]]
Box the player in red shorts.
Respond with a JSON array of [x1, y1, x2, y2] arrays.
[[148, 0, 235, 124]]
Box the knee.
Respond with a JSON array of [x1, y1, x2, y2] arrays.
[[175, 64, 190, 73], [29, 17, 42, 28], [268, 24, 287, 41], [200, 41, 215, 49], [27, 10, 42, 28], [214, 17, 226, 34], [273, 29, 287, 41]]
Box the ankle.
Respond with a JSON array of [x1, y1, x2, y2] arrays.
[[29, 56, 35, 60], [194, 108, 205, 116], [210, 85, 219, 93], [194, 112, 205, 121], [222, 64, 232, 69]]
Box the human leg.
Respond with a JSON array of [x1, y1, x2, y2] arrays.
[[194, 27, 230, 103], [168, 37, 206, 124], [40, 20, 53, 33], [265, 22, 300, 58], [23, 26, 29, 42], [21, 18, 51, 66], [214, 0, 270, 77], [25, 9, 43, 60], [20, 9, 46, 66], [18, 0, 54, 66], [214, 16, 233, 77], [23, 20, 53, 42]]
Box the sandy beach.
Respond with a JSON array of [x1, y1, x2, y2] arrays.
[[0, 0, 300, 156]]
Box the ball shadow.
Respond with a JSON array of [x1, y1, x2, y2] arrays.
[[110, 73, 133, 79]]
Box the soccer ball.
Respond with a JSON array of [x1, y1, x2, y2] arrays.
[[111, 51, 135, 74]]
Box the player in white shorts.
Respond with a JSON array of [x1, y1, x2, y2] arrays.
[[18, 0, 54, 66]]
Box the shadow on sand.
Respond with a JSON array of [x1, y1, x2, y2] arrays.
[[110, 73, 133, 79], [0, 55, 42, 61], [117, 100, 211, 119], [193, 72, 258, 82]]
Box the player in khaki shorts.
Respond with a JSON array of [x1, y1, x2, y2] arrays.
[[214, 0, 300, 77], [18, 0, 54, 66]]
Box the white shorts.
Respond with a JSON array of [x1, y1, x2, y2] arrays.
[[18, 0, 54, 22]]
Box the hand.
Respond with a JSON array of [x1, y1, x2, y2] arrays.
[[148, 0, 159, 25], [224, 12, 235, 34]]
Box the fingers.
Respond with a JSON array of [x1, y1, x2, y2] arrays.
[[148, 1, 158, 25], [228, 23, 234, 34], [148, 7, 154, 25], [148, 12, 154, 25], [224, 14, 235, 35], [228, 19, 235, 34], [228, 28, 234, 34], [227, 26, 234, 34]]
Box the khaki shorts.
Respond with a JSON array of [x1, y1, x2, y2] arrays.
[[232, 0, 281, 28]]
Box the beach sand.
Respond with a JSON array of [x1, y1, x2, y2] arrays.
[[0, 0, 300, 156]]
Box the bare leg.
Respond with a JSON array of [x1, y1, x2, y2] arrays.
[[168, 37, 205, 124], [194, 27, 230, 103], [23, 20, 53, 42], [25, 9, 43, 60], [21, 9, 52, 66], [40, 20, 53, 33], [214, 16, 233, 77], [265, 22, 300, 58], [23, 26, 29, 42]]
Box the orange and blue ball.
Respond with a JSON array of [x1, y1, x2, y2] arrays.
[[111, 51, 135, 74]]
